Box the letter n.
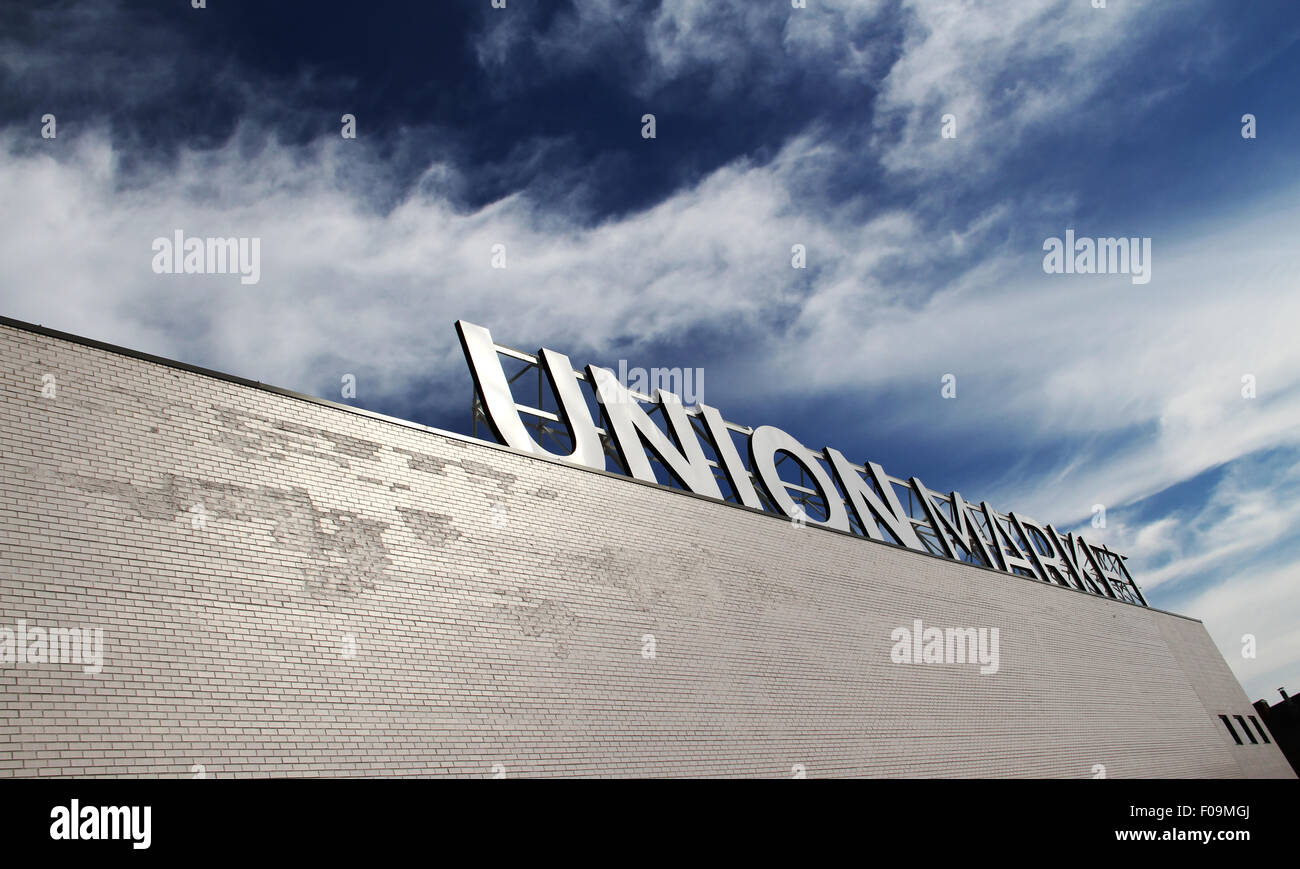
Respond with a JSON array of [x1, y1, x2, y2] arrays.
[[587, 366, 721, 498], [825, 449, 923, 550]]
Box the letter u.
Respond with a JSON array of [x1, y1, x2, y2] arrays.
[[456, 321, 604, 469]]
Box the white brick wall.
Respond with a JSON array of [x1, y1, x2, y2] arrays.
[[0, 322, 1292, 778]]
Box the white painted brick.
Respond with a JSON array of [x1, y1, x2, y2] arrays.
[[0, 323, 1292, 778]]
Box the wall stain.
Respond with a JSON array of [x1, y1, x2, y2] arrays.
[[390, 447, 518, 494], [495, 587, 577, 659], [208, 405, 384, 471], [398, 507, 462, 549], [25, 464, 391, 599]]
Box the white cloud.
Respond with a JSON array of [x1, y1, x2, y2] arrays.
[[1179, 558, 1300, 703], [1088, 454, 1300, 592], [870, 0, 1227, 179], [0, 128, 831, 403], [475, 0, 894, 100], [6, 119, 1298, 547]]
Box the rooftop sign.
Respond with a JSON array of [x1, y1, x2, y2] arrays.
[[457, 321, 1146, 607]]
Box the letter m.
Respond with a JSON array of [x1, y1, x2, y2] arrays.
[[1099, 237, 1129, 274], [206, 238, 239, 274]]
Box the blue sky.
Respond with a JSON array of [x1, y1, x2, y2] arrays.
[[1, 0, 1298, 701]]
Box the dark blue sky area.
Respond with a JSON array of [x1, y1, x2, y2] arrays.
[[19, 0, 1295, 231]]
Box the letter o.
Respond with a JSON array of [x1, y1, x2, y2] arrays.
[[748, 426, 850, 532]]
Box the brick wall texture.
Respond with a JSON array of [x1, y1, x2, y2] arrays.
[[0, 321, 1292, 778]]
